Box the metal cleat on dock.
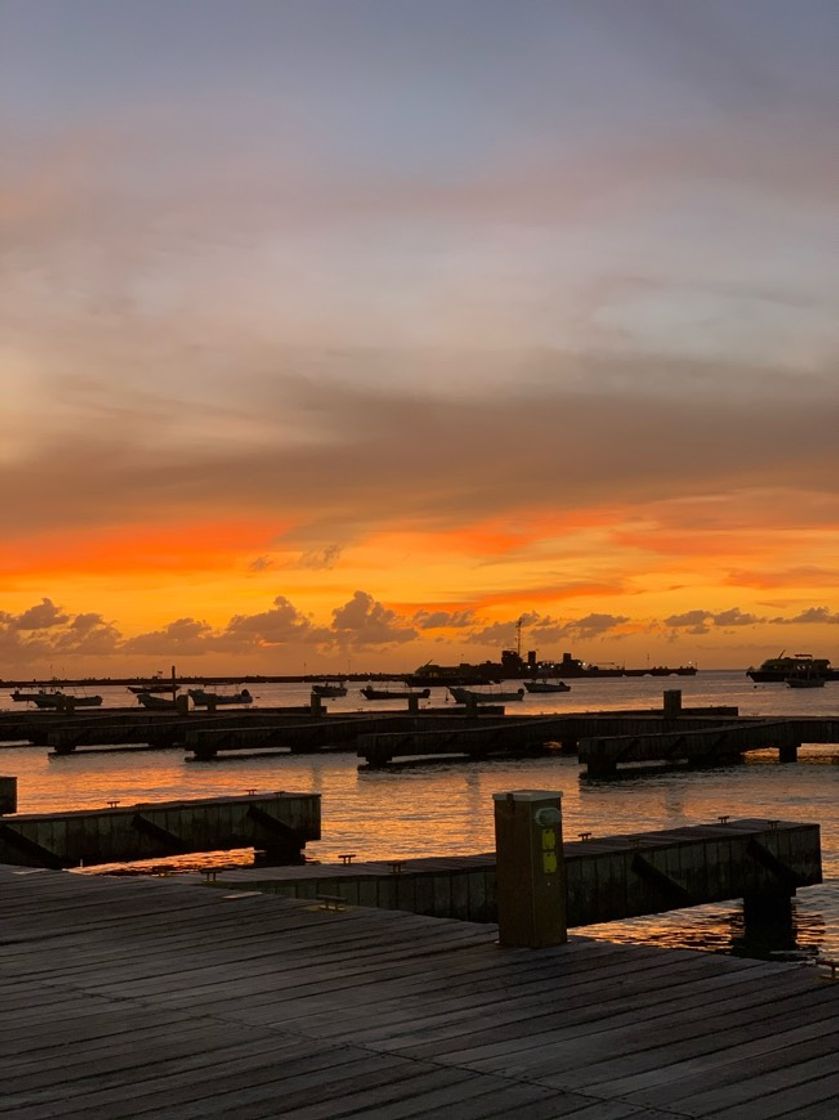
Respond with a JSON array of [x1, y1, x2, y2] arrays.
[[316, 894, 346, 912], [819, 959, 839, 981]]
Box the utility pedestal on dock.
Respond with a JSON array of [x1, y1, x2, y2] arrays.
[[493, 789, 566, 948], [0, 777, 16, 815], [663, 689, 682, 719]]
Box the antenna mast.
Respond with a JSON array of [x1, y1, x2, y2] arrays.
[[516, 616, 523, 659]]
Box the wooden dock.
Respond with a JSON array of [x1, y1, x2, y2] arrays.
[[2, 864, 838, 1119]]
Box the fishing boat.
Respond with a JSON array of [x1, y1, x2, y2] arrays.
[[136, 691, 181, 710], [311, 682, 347, 697], [523, 679, 571, 693], [127, 682, 179, 695], [449, 686, 525, 703], [10, 689, 58, 703], [15, 689, 103, 709], [361, 686, 430, 700], [188, 687, 253, 707]]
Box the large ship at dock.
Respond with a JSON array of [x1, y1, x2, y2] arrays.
[[747, 651, 838, 682], [404, 649, 696, 685]]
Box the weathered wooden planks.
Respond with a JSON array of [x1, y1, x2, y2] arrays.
[[1, 864, 837, 1119]]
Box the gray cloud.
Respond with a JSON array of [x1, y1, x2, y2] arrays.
[[294, 544, 344, 571], [12, 598, 69, 630], [331, 591, 417, 649], [665, 607, 764, 633], [2, 354, 838, 543], [713, 608, 763, 627], [771, 606, 839, 625], [413, 609, 476, 630], [664, 610, 713, 629], [223, 596, 330, 647]]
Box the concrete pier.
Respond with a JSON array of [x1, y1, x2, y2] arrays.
[[203, 818, 821, 932], [357, 707, 741, 767], [579, 717, 839, 776], [185, 709, 505, 759], [0, 790, 320, 868], [0, 706, 319, 750]]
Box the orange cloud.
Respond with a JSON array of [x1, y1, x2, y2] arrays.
[[0, 519, 288, 578], [724, 567, 839, 590]]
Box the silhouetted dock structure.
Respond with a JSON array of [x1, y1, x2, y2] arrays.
[[3, 693, 839, 776], [356, 704, 741, 767], [2, 863, 838, 1119]]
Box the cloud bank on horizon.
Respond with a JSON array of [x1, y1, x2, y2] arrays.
[[1, 0, 837, 670]]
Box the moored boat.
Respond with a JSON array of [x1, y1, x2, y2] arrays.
[[523, 679, 571, 693], [128, 683, 179, 695], [449, 686, 525, 703], [361, 686, 430, 700], [19, 690, 103, 709], [311, 682, 347, 697], [188, 687, 253, 707], [136, 691, 181, 710], [11, 689, 58, 703], [747, 651, 837, 682]]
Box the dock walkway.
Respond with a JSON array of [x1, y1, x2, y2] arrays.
[[2, 865, 838, 1119]]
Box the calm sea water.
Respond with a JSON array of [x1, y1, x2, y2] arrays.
[[3, 670, 837, 961]]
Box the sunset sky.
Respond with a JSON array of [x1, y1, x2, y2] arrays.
[[1, 0, 838, 675]]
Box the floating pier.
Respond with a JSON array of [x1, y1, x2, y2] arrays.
[[357, 706, 740, 767], [185, 709, 505, 760], [2, 861, 838, 1119], [202, 818, 821, 933], [0, 790, 320, 868], [580, 716, 839, 777], [0, 706, 317, 752]]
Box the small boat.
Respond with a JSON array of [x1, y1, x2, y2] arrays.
[[311, 682, 347, 697], [128, 683, 179, 695], [19, 690, 102, 709], [449, 687, 525, 703], [136, 691, 181, 710], [361, 686, 430, 700], [523, 680, 571, 693], [188, 687, 253, 707], [11, 689, 57, 703]]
